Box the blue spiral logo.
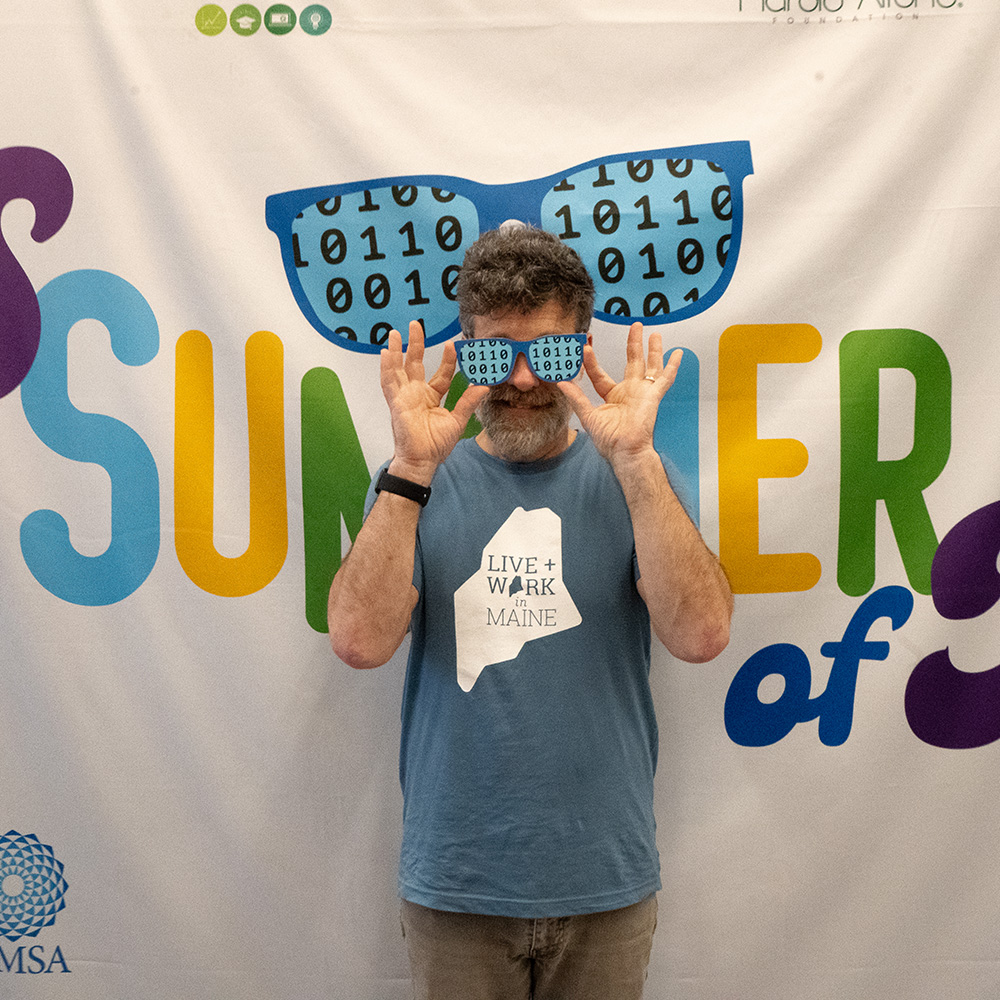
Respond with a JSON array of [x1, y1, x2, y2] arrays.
[[0, 830, 69, 942]]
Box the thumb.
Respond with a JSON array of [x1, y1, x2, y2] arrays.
[[556, 379, 595, 423], [449, 384, 490, 429]]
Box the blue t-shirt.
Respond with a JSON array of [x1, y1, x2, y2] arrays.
[[369, 434, 661, 917]]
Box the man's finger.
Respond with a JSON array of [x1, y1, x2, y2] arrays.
[[581, 344, 617, 399], [665, 347, 683, 374], [380, 328, 405, 394], [450, 383, 490, 430], [646, 330, 664, 371], [427, 340, 459, 397], [403, 320, 426, 376], [644, 348, 683, 399], [556, 378, 595, 422], [662, 347, 683, 386], [623, 321, 646, 377]]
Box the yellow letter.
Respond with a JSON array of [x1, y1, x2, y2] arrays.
[[175, 330, 287, 596], [718, 324, 822, 593]]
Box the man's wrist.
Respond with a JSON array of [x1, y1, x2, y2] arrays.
[[608, 445, 661, 481], [387, 457, 438, 486], [375, 468, 432, 507]]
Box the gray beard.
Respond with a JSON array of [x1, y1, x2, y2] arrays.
[[476, 383, 572, 463]]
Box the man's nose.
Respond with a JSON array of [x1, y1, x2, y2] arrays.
[[507, 352, 539, 391]]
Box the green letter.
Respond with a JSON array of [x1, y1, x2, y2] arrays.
[[839, 329, 951, 595], [300, 368, 371, 632]]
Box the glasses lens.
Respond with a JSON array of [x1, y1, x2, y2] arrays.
[[527, 335, 584, 382], [540, 157, 737, 322], [457, 339, 514, 386], [290, 185, 479, 349]]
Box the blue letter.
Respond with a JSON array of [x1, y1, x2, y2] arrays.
[[815, 586, 913, 745], [725, 586, 913, 746], [654, 347, 700, 525], [725, 642, 813, 746], [20, 269, 160, 605]]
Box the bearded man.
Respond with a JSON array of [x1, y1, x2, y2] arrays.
[[328, 225, 733, 1000]]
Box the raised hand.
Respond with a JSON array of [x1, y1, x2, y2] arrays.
[[380, 321, 489, 480], [558, 322, 682, 467], [558, 323, 731, 663]]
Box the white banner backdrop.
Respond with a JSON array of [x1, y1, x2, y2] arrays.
[[3, 1, 1000, 996]]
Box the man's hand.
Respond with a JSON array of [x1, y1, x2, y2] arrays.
[[559, 322, 732, 663], [381, 321, 489, 482], [557, 322, 682, 468], [330, 321, 487, 670]]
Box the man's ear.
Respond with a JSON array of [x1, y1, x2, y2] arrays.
[[586, 332, 593, 348]]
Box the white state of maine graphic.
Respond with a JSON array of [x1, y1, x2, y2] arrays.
[[453, 506, 582, 692]]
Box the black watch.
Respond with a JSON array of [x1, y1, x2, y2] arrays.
[[374, 468, 432, 507]]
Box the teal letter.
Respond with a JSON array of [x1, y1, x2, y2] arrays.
[[20, 269, 160, 605], [654, 347, 699, 525]]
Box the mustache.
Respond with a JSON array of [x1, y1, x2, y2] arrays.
[[485, 383, 564, 407]]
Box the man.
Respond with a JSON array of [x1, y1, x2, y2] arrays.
[[328, 226, 733, 999]]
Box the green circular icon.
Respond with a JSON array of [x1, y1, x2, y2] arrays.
[[300, 4, 332, 35], [195, 4, 227, 35], [230, 4, 262, 35], [265, 4, 296, 34]]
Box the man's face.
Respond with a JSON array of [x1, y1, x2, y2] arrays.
[[471, 300, 581, 463]]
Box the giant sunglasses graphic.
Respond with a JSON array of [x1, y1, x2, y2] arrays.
[[265, 141, 753, 354]]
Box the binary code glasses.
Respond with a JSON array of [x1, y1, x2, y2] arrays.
[[455, 334, 587, 387], [265, 141, 753, 354]]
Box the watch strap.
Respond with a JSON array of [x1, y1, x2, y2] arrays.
[[374, 468, 431, 507]]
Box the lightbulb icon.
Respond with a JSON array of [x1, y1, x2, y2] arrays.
[[301, 5, 329, 33]]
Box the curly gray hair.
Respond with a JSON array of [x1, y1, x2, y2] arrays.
[[456, 226, 594, 337]]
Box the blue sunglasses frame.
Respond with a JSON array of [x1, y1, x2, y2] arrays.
[[455, 334, 588, 386], [265, 140, 753, 354]]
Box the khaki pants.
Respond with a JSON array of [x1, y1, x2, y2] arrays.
[[400, 894, 657, 1000]]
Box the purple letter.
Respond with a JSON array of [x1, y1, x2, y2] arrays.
[[0, 147, 73, 398], [905, 500, 1000, 749]]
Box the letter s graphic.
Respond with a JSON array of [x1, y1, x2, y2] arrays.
[[0, 147, 73, 397], [904, 499, 1000, 748], [20, 269, 160, 605]]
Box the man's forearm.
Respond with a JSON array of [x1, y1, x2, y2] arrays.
[[327, 458, 436, 669], [612, 448, 733, 663]]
